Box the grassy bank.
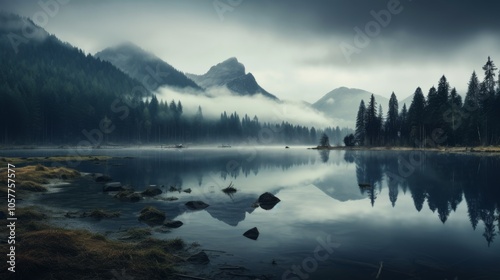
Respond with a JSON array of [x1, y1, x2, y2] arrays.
[[0, 207, 184, 280], [0, 163, 186, 279], [0, 164, 81, 196], [0, 155, 112, 165]]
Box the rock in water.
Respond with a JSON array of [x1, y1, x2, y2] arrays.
[[258, 192, 281, 210], [243, 227, 259, 240], [94, 174, 112, 182], [103, 182, 125, 192], [185, 201, 209, 210], [114, 189, 142, 202], [163, 220, 184, 228], [187, 251, 210, 264], [138, 206, 166, 226], [141, 187, 163, 197]]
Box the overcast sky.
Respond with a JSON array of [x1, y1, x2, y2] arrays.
[[2, 0, 500, 102]]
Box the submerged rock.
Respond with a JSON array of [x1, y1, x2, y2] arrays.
[[168, 186, 180, 192], [115, 190, 142, 202], [243, 227, 260, 240], [185, 201, 209, 210], [103, 182, 125, 192], [163, 220, 184, 228], [187, 251, 210, 264], [183, 188, 192, 193], [138, 206, 166, 226], [81, 209, 120, 220], [141, 187, 163, 197], [94, 174, 112, 183], [257, 192, 281, 210], [127, 193, 142, 202]]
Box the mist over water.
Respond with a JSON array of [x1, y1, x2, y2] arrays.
[[156, 86, 351, 128]]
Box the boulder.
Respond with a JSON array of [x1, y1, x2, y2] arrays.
[[187, 251, 210, 264], [163, 220, 184, 228], [141, 187, 163, 197], [103, 182, 125, 192], [185, 201, 209, 210], [258, 192, 281, 210], [94, 174, 112, 183], [127, 193, 142, 202], [138, 206, 166, 226], [243, 227, 259, 240]]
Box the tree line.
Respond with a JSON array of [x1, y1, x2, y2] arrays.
[[351, 57, 500, 147], [0, 15, 353, 146], [126, 95, 352, 145]]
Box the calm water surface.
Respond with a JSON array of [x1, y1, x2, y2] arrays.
[[3, 147, 500, 279]]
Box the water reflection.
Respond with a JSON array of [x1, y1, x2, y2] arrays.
[[4, 147, 500, 277], [349, 150, 500, 246]]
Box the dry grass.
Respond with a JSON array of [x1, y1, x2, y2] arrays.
[[0, 155, 112, 165], [0, 207, 184, 280], [0, 164, 80, 195]]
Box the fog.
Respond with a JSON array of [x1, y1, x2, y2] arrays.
[[156, 86, 350, 129]]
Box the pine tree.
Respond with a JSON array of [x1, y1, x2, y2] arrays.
[[377, 104, 384, 145], [479, 57, 497, 145], [447, 88, 463, 146], [365, 94, 378, 146], [463, 71, 481, 145], [319, 133, 330, 147], [408, 87, 426, 147], [355, 100, 366, 146], [386, 92, 399, 145], [399, 103, 409, 146]]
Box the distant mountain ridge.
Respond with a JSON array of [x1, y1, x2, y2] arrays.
[[0, 13, 147, 143], [313, 87, 389, 126], [187, 57, 279, 100], [95, 42, 202, 91]]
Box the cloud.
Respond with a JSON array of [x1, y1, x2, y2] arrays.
[[3, 0, 500, 103], [155, 86, 351, 128]]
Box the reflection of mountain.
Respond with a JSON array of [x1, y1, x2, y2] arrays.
[[348, 150, 500, 246], [204, 196, 257, 226], [312, 173, 365, 202]]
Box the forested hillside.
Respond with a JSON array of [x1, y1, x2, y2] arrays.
[[1, 13, 347, 146], [352, 57, 500, 147], [0, 13, 145, 143]]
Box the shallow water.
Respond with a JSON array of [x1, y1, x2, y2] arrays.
[[3, 147, 500, 279]]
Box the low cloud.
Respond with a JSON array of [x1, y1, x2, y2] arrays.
[[155, 86, 351, 129]]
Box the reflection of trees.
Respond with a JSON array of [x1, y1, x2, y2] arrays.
[[353, 151, 383, 207], [318, 150, 330, 163], [350, 152, 500, 246]]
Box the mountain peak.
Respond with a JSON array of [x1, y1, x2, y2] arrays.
[[207, 57, 246, 79], [186, 59, 278, 100], [95, 43, 201, 90]]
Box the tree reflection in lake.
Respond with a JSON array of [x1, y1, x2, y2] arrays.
[[350, 150, 500, 246]]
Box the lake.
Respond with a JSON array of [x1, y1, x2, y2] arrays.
[[3, 147, 500, 279]]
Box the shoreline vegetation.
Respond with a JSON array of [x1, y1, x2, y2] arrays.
[[0, 162, 216, 280], [310, 145, 500, 154]]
